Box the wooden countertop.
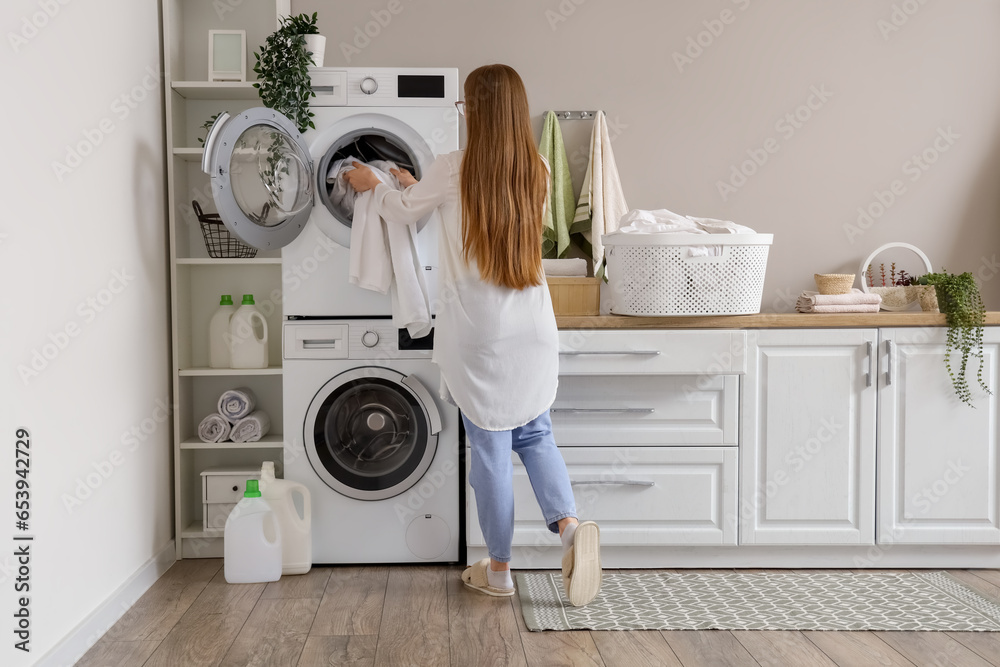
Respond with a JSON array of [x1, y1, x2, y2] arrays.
[[556, 312, 1000, 329]]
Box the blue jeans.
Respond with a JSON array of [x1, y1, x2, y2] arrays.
[[463, 409, 577, 563]]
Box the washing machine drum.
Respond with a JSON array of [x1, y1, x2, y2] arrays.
[[305, 368, 439, 501]]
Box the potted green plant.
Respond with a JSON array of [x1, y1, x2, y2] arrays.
[[252, 12, 322, 133], [915, 271, 991, 406]]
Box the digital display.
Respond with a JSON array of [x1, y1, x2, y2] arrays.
[[398, 75, 445, 98]]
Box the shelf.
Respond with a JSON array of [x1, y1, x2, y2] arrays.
[[181, 521, 222, 539], [180, 436, 284, 450], [173, 147, 205, 162], [171, 81, 259, 100], [176, 257, 281, 265], [179, 366, 282, 376]]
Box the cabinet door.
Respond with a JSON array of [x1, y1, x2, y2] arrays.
[[878, 327, 1000, 544], [741, 329, 878, 544]]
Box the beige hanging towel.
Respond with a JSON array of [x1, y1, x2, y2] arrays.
[[571, 110, 628, 277]]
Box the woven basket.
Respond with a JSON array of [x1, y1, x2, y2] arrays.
[[814, 273, 855, 295]]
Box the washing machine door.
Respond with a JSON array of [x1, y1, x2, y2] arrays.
[[304, 366, 442, 501], [201, 108, 314, 250]]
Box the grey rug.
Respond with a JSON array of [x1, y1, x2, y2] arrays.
[[516, 571, 1000, 632]]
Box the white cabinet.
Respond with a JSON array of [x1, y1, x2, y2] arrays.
[[878, 327, 1000, 544], [740, 329, 878, 545], [164, 0, 290, 559], [467, 447, 738, 551]]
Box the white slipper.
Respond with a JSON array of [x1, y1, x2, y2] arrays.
[[562, 521, 601, 606], [462, 558, 515, 597]]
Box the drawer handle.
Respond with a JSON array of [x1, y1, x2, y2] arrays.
[[302, 339, 340, 349], [570, 480, 655, 487], [551, 408, 655, 414], [559, 350, 661, 356]]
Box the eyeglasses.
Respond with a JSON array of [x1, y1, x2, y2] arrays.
[[455, 100, 465, 117]]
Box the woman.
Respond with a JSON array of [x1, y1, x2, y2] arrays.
[[343, 64, 601, 606]]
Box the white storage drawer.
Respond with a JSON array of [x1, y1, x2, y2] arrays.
[[558, 330, 746, 375], [551, 374, 738, 445], [201, 466, 261, 534], [467, 447, 738, 548]]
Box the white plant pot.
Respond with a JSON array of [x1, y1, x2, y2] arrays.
[[304, 34, 325, 67]]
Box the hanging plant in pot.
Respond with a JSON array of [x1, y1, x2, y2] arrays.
[[915, 271, 991, 407], [252, 12, 322, 133]]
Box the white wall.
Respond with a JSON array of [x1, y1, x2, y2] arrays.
[[296, 0, 1000, 310], [0, 0, 172, 664]]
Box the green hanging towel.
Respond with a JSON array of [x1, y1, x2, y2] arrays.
[[538, 111, 576, 259]]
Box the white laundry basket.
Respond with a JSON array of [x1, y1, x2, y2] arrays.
[[602, 232, 773, 316]]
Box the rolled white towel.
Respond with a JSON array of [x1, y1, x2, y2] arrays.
[[543, 258, 588, 277], [218, 387, 257, 423], [198, 413, 231, 443], [230, 410, 271, 443]]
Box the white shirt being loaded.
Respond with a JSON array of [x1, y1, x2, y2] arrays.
[[372, 150, 559, 431]]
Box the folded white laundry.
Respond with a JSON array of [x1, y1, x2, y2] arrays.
[[797, 289, 882, 307], [230, 410, 271, 443], [542, 258, 588, 277], [332, 157, 432, 338], [217, 387, 257, 423], [197, 413, 231, 443]]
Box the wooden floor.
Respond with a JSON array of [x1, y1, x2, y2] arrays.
[[78, 562, 1000, 667]]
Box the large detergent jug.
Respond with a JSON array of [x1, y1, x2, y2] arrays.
[[208, 294, 236, 368], [224, 479, 282, 584], [229, 294, 269, 369], [259, 461, 312, 575]]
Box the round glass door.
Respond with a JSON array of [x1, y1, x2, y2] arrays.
[[203, 108, 314, 250], [304, 367, 439, 501]]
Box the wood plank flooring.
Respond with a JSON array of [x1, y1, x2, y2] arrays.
[[78, 563, 1000, 667]]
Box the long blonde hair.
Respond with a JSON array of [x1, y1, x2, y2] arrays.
[[460, 64, 547, 290]]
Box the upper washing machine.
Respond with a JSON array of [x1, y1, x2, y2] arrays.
[[201, 67, 460, 318]]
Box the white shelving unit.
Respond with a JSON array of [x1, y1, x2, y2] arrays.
[[163, 0, 290, 559]]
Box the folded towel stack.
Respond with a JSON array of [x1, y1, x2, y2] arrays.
[[197, 388, 271, 444], [796, 289, 882, 313], [542, 258, 588, 277]]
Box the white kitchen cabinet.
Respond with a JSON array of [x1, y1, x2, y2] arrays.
[[164, 0, 290, 558], [740, 329, 878, 545], [467, 446, 738, 553], [878, 327, 1000, 545]]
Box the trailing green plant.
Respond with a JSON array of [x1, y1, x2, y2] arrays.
[[197, 113, 222, 145], [252, 12, 319, 133], [915, 270, 991, 406]]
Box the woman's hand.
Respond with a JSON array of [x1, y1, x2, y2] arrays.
[[391, 167, 418, 188], [342, 162, 380, 192]]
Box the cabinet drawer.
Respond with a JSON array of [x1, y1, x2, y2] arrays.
[[552, 374, 738, 445], [467, 447, 737, 548], [202, 467, 262, 504], [558, 330, 746, 375]]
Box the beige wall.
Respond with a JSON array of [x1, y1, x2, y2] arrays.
[[295, 0, 1000, 310]]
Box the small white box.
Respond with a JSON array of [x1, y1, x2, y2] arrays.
[[201, 466, 261, 534]]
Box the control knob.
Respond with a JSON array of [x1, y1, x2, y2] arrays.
[[360, 77, 378, 95], [361, 330, 380, 348]]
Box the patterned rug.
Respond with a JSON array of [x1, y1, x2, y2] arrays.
[[516, 571, 1000, 632]]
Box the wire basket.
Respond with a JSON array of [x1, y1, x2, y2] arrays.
[[602, 233, 773, 316], [193, 200, 258, 259]]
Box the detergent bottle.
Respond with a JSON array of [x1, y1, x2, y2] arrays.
[[259, 461, 312, 575], [229, 294, 269, 369], [224, 479, 282, 584], [208, 294, 236, 368]]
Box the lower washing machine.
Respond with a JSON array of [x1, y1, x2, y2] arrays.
[[283, 318, 460, 564]]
